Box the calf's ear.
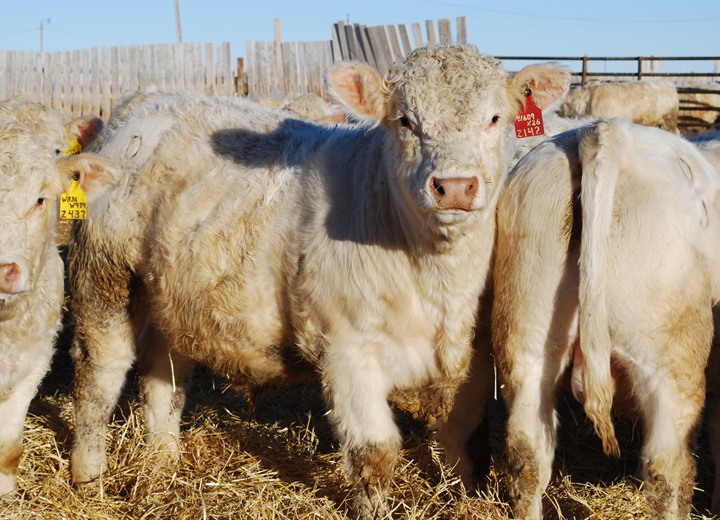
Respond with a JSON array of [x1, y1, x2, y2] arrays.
[[509, 63, 571, 111], [64, 116, 105, 153], [325, 62, 386, 124], [56, 153, 119, 195]]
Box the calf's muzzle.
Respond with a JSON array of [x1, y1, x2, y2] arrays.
[[0, 262, 25, 295], [430, 176, 479, 211]]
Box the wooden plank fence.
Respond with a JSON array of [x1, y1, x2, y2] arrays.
[[2, 18, 465, 121], [331, 17, 467, 75], [242, 17, 467, 98], [3, 16, 719, 134], [0, 42, 234, 119]]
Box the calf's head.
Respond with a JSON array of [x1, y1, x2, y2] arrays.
[[0, 118, 116, 300], [0, 98, 104, 159], [326, 45, 569, 233]]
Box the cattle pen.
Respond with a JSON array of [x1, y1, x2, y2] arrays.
[[1, 17, 719, 133], [2, 17, 720, 520]]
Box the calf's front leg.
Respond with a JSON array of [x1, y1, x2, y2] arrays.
[[322, 344, 401, 519], [0, 360, 50, 495], [70, 312, 136, 484]]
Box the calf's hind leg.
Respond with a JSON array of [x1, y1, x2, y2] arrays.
[[137, 323, 194, 463], [707, 344, 720, 513], [632, 307, 711, 519], [493, 258, 577, 519], [637, 375, 703, 519], [499, 341, 570, 520]]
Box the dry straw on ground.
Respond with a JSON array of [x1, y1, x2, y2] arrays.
[[2, 315, 719, 519]]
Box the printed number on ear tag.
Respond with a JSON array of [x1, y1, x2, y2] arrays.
[[514, 91, 545, 139], [63, 137, 83, 157], [60, 180, 87, 220]]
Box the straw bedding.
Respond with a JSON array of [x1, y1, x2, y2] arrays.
[[1, 306, 718, 519]]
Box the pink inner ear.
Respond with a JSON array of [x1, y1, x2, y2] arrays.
[[331, 70, 372, 116], [25, 200, 44, 220], [80, 165, 106, 192], [89, 164, 104, 179], [530, 74, 570, 110], [329, 65, 383, 119], [58, 154, 117, 196]]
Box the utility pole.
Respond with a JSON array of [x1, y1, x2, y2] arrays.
[[40, 18, 51, 52], [174, 0, 182, 44]]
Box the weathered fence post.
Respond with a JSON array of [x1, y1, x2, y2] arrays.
[[274, 19, 284, 94], [425, 20, 437, 46], [236, 57, 247, 96], [411, 23, 424, 48], [457, 17, 467, 45], [333, 21, 349, 60]]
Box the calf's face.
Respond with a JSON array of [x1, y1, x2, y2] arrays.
[[0, 120, 116, 302], [0, 99, 103, 160], [0, 120, 61, 297], [390, 55, 509, 226], [326, 46, 570, 231]]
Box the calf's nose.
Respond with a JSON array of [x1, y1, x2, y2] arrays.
[[0, 263, 21, 294], [429, 176, 479, 211]]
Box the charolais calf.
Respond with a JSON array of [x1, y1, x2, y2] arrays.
[[449, 118, 720, 519], [0, 100, 112, 495], [67, 45, 568, 517]]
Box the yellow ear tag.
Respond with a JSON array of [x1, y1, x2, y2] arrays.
[[60, 179, 87, 220], [63, 137, 83, 157]]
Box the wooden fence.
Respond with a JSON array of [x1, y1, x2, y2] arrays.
[[330, 17, 467, 74], [244, 37, 332, 98], [242, 17, 467, 98], [2, 18, 720, 133], [2, 18, 467, 120], [0, 42, 234, 119]]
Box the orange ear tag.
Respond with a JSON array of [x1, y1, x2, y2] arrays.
[[514, 90, 545, 139], [60, 179, 87, 220]]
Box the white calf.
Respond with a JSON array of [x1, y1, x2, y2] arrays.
[[68, 46, 570, 518], [0, 101, 112, 495]]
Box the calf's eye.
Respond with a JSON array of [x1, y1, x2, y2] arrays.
[[398, 113, 420, 136], [26, 196, 47, 219]]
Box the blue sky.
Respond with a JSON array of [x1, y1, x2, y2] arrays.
[[0, 1, 718, 72]]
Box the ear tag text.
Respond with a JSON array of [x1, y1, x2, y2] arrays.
[[60, 176, 87, 220], [63, 137, 83, 157], [514, 89, 545, 139]]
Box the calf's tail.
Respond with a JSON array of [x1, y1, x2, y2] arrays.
[[578, 119, 621, 457]]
